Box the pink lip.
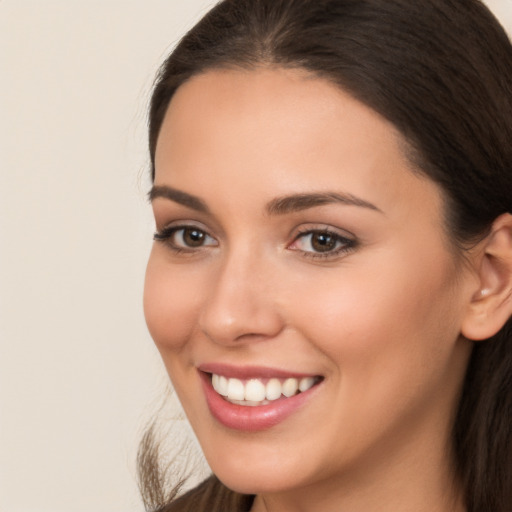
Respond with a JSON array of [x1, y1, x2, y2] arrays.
[[198, 366, 323, 432], [199, 363, 317, 380]]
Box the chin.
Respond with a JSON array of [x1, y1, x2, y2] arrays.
[[214, 466, 304, 496], [202, 440, 316, 496]]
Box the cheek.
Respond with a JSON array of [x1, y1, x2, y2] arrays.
[[143, 250, 203, 352], [289, 246, 462, 379], [283, 252, 467, 453]]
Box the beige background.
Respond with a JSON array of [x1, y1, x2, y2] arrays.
[[0, 1, 510, 511]]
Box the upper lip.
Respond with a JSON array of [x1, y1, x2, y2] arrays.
[[198, 363, 321, 380]]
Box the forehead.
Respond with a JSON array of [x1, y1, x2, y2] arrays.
[[157, 67, 404, 166], [154, 67, 442, 225]]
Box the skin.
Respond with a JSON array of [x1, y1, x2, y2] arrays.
[[144, 68, 477, 512]]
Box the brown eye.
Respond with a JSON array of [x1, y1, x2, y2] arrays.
[[153, 225, 217, 250], [182, 228, 207, 247], [310, 232, 337, 252], [289, 229, 355, 259]]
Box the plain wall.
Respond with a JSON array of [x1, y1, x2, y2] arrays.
[[0, 1, 510, 511]]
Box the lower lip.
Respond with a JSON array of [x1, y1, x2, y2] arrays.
[[200, 372, 321, 432]]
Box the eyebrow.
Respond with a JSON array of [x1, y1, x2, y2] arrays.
[[149, 185, 210, 213], [149, 185, 382, 216], [266, 192, 382, 215]]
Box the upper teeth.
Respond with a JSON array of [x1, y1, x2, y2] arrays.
[[211, 374, 317, 404]]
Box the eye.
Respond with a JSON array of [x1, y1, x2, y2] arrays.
[[289, 229, 355, 258], [154, 225, 217, 251]]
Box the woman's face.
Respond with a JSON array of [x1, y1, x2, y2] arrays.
[[144, 68, 474, 500]]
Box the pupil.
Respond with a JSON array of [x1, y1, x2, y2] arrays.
[[312, 233, 335, 252], [184, 229, 204, 247]]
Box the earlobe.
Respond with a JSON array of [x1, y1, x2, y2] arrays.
[[461, 213, 512, 341]]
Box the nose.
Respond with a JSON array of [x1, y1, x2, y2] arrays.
[[198, 251, 285, 345]]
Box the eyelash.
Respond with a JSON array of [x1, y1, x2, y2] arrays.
[[289, 228, 356, 260], [153, 225, 217, 254], [153, 225, 357, 260]]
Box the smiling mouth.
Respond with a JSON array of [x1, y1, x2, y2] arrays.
[[209, 373, 323, 407]]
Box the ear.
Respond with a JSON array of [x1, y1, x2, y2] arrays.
[[461, 213, 512, 341]]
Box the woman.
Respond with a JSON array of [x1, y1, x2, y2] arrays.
[[140, 1, 512, 511]]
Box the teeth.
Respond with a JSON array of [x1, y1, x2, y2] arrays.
[[227, 378, 245, 401], [299, 376, 315, 392], [212, 374, 228, 396], [212, 374, 219, 392], [282, 378, 299, 397], [245, 379, 266, 402], [229, 399, 266, 407], [211, 374, 319, 405], [266, 378, 282, 401]]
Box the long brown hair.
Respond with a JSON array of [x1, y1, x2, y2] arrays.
[[139, 1, 512, 510]]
